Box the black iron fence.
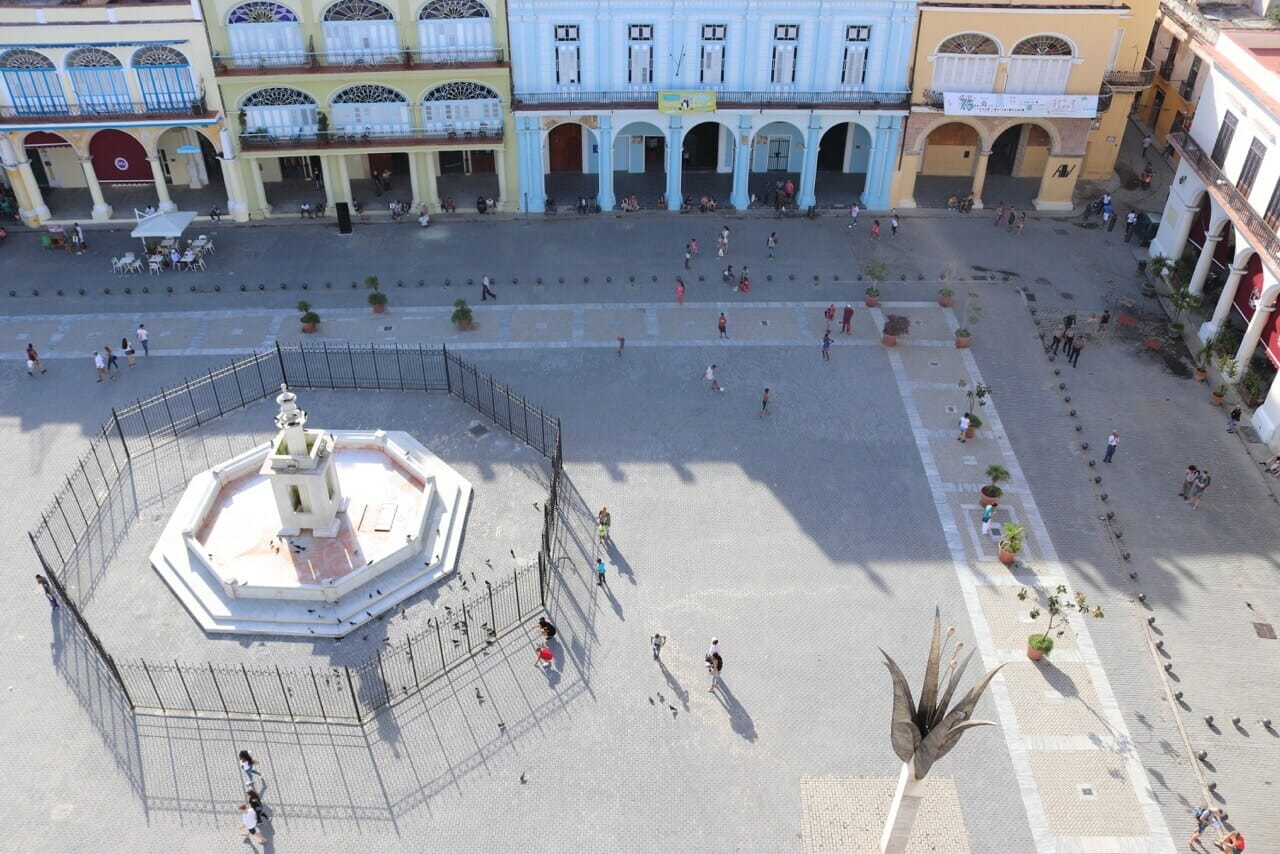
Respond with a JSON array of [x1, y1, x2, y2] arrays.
[[28, 343, 563, 725]]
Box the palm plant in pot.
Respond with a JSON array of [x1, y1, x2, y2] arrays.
[[981, 464, 1007, 506], [1144, 253, 1173, 298], [451, 298, 474, 330], [1211, 353, 1237, 405], [1193, 339, 1214, 382], [365, 275, 388, 313], [1242, 370, 1265, 407], [1166, 284, 1201, 333], [965, 411, 982, 438], [297, 300, 320, 333], [863, 259, 887, 307], [1016, 584, 1104, 661], [882, 314, 910, 346], [997, 522, 1024, 566]]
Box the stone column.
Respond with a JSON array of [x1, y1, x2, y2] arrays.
[[407, 150, 424, 209], [1250, 368, 1280, 445], [730, 115, 752, 210], [866, 116, 902, 210], [149, 156, 176, 213], [320, 155, 337, 208], [218, 158, 249, 222], [1149, 193, 1198, 262], [334, 155, 352, 204], [1, 136, 50, 225], [81, 157, 112, 221], [879, 760, 927, 854], [516, 117, 544, 212], [665, 115, 683, 211], [424, 151, 440, 208], [249, 158, 270, 216], [796, 115, 821, 209], [1234, 299, 1272, 367], [1187, 233, 1223, 296], [968, 150, 991, 211], [596, 114, 615, 211], [1201, 264, 1246, 343], [496, 150, 509, 210]]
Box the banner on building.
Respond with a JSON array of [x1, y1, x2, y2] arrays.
[[942, 92, 1098, 119], [658, 91, 717, 114]]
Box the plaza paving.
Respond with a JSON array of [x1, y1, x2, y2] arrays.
[[1, 153, 1277, 851]]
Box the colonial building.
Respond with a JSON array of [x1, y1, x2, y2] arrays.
[[506, 0, 917, 213], [0, 0, 226, 225], [202, 0, 516, 218], [1150, 29, 1280, 443], [893, 0, 1158, 211]]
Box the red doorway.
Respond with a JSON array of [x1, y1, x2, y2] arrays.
[[88, 130, 150, 183], [548, 124, 582, 172]]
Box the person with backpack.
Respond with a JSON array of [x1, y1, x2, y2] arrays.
[[1190, 469, 1211, 509], [705, 638, 723, 693], [246, 788, 269, 825]]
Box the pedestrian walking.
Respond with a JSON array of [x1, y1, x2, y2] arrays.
[[104, 345, 119, 375], [1006, 208, 1017, 232], [1098, 310, 1110, 339], [122, 337, 136, 367], [822, 331, 832, 362], [676, 277, 685, 306], [870, 219, 881, 239], [841, 304, 854, 334], [238, 751, 265, 789], [616, 336, 625, 357], [597, 507, 611, 541], [823, 303, 836, 330], [958, 412, 970, 442], [767, 232, 778, 259], [245, 788, 269, 826], [35, 574, 59, 609], [684, 244, 692, 269], [704, 364, 722, 392], [1180, 464, 1200, 500], [597, 518, 609, 545], [758, 388, 770, 418], [994, 203, 1006, 227], [1107, 208, 1118, 232], [651, 633, 667, 660], [93, 350, 106, 382], [1188, 806, 1223, 848], [890, 213, 899, 237], [1063, 325, 1076, 357], [1103, 430, 1119, 463], [1017, 212, 1027, 236], [1069, 334, 1085, 368], [719, 226, 730, 253], [1124, 210, 1138, 243], [71, 222, 86, 254], [595, 556, 607, 586], [716, 238, 725, 259], [689, 238, 699, 258], [538, 616, 557, 640], [1048, 324, 1064, 355], [480, 275, 497, 301], [238, 804, 267, 843], [535, 644, 555, 668], [705, 639, 723, 693], [209, 205, 222, 223], [849, 203, 860, 227], [718, 312, 728, 339], [1142, 134, 1153, 157], [980, 502, 996, 535], [25, 343, 45, 375], [136, 323, 149, 356], [1190, 468, 1210, 509], [1227, 405, 1242, 433]]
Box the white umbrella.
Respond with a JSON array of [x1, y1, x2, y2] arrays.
[[130, 210, 197, 249]]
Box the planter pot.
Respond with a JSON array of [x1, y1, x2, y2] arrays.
[[997, 547, 1017, 565], [965, 427, 977, 440], [372, 303, 387, 314], [1194, 367, 1208, 382], [1210, 391, 1225, 406], [979, 487, 999, 506], [1026, 644, 1045, 662], [1245, 391, 1265, 407], [955, 335, 971, 349], [882, 333, 897, 346], [301, 322, 316, 334], [938, 294, 952, 307], [455, 320, 473, 331], [1141, 280, 1157, 298], [865, 295, 880, 308]]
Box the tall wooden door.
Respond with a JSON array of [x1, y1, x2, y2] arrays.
[[548, 124, 582, 172]]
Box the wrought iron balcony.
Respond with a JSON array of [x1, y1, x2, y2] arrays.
[[1104, 59, 1157, 91], [921, 87, 1112, 114], [238, 126, 502, 152], [1169, 130, 1280, 279], [512, 89, 910, 110], [213, 48, 505, 76], [1159, 59, 1176, 81], [1097, 83, 1114, 114], [0, 96, 211, 125]]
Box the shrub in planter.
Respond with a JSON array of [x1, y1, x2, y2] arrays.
[[864, 285, 881, 307], [938, 287, 954, 307], [367, 290, 389, 312], [451, 298, 474, 330], [863, 259, 887, 305], [966, 411, 982, 438], [1016, 584, 1104, 661], [955, 327, 972, 348], [297, 300, 319, 332], [881, 314, 910, 346], [997, 522, 1024, 565], [981, 464, 1007, 504], [1242, 370, 1265, 406]]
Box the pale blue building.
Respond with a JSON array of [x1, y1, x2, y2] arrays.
[[507, 0, 915, 212]]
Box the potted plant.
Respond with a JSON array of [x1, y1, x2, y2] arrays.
[[981, 464, 1007, 505], [1193, 339, 1213, 382], [938, 287, 954, 307], [1242, 370, 1265, 407], [1166, 285, 1201, 333], [316, 111, 330, 144], [955, 293, 981, 348], [997, 522, 1024, 566], [451, 298, 474, 330], [1211, 354, 1237, 405], [864, 285, 881, 307], [1144, 253, 1173, 298], [965, 411, 982, 438], [882, 314, 910, 346], [297, 300, 320, 333], [863, 259, 887, 306], [1016, 584, 1104, 661], [367, 291, 388, 313]]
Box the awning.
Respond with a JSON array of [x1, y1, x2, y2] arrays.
[[130, 210, 197, 239]]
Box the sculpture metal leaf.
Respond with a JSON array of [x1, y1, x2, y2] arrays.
[[881, 611, 1004, 779]]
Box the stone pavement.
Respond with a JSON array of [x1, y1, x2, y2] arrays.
[[2, 202, 1277, 852]]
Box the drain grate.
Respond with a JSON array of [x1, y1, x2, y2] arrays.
[[383, 326, 393, 332], [1254, 622, 1277, 639], [467, 424, 490, 438], [761, 319, 769, 327]]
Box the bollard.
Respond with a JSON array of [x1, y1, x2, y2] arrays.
[[1075, 424, 1083, 432], [1137, 593, 1146, 602], [1231, 716, 1241, 726], [1148, 616, 1156, 625], [1082, 442, 1089, 450], [56, 290, 63, 297], [584, 276, 590, 284], [1175, 691, 1184, 700], [213, 285, 220, 292], [1129, 572, 1137, 579], [258, 283, 265, 291], [1093, 476, 1102, 484], [1121, 551, 1130, 560], [1106, 511, 1115, 519], [103, 288, 110, 295], [1088, 460, 1096, 467], [79, 289, 86, 296], [1154, 639, 1163, 648], [1070, 409, 1077, 416], [1204, 715, 1214, 726], [1261, 718, 1273, 728], [1165, 662, 1174, 672], [1207, 782, 1218, 792], [789, 274, 795, 281], [240, 284, 247, 291], [605, 276, 611, 283], [325, 281, 333, 289], [1059, 382, 1067, 390]]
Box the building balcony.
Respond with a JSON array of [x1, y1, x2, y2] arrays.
[[921, 86, 1112, 115], [1097, 83, 1114, 114], [0, 96, 212, 126], [237, 126, 503, 152], [511, 89, 910, 111], [1169, 130, 1280, 278], [213, 48, 506, 77], [1104, 59, 1157, 91]]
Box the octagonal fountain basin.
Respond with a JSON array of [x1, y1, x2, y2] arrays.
[[150, 430, 472, 637]]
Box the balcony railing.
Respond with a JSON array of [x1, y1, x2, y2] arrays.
[[1104, 59, 1157, 91], [921, 87, 1111, 114], [512, 89, 910, 110], [1159, 60, 1176, 81], [238, 126, 502, 152], [213, 48, 505, 76], [1169, 130, 1280, 278], [1097, 83, 1113, 114], [0, 96, 211, 124]]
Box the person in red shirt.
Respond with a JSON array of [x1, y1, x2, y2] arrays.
[[841, 304, 855, 334]]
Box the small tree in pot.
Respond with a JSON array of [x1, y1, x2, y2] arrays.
[[938, 287, 954, 307], [955, 292, 981, 348], [882, 314, 910, 346], [997, 522, 1024, 566], [297, 300, 320, 333], [451, 298, 474, 330], [864, 259, 887, 306], [1016, 584, 1104, 661], [981, 464, 1007, 506]]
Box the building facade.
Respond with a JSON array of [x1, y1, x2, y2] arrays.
[[0, 0, 226, 225], [893, 0, 1159, 211], [507, 0, 917, 213], [202, 0, 516, 219], [1150, 29, 1280, 443]]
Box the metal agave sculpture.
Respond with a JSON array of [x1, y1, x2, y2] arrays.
[[880, 609, 1004, 780]]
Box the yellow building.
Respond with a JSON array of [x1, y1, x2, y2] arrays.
[[0, 0, 227, 226], [893, 0, 1158, 211], [202, 0, 516, 219]]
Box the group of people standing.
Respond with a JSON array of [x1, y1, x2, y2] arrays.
[[91, 324, 149, 382]]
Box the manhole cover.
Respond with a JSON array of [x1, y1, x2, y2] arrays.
[[761, 319, 769, 327], [383, 326, 393, 332], [1060, 291, 1075, 300], [1255, 622, 1277, 639], [1238, 425, 1262, 443], [929, 360, 940, 367], [467, 424, 490, 438]]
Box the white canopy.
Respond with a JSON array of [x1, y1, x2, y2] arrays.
[[130, 210, 197, 240]]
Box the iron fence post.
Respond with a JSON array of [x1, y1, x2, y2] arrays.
[[111, 407, 131, 461], [275, 341, 288, 387], [242, 664, 261, 718], [310, 667, 327, 722], [176, 660, 197, 713], [442, 343, 452, 394], [462, 602, 472, 653], [407, 635, 419, 688], [486, 580, 496, 634], [345, 666, 360, 723], [142, 660, 164, 712], [276, 664, 294, 721], [434, 617, 446, 669], [210, 662, 228, 717]]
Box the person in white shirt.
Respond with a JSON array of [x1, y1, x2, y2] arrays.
[[238, 804, 266, 842], [136, 323, 149, 356], [93, 351, 106, 382]]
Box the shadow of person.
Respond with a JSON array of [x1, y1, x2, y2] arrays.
[[656, 657, 690, 710], [609, 545, 637, 586], [597, 578, 625, 619], [50, 606, 64, 666], [714, 682, 758, 742]]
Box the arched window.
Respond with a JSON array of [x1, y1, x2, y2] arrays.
[[0, 49, 65, 115], [417, 0, 494, 59], [1007, 34, 1074, 94], [226, 2, 304, 67], [67, 47, 129, 113], [932, 33, 1000, 93], [240, 87, 318, 139], [323, 0, 399, 64], [421, 81, 500, 133], [133, 46, 197, 112], [331, 83, 411, 136]]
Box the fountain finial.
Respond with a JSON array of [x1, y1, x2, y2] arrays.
[[274, 384, 306, 430]]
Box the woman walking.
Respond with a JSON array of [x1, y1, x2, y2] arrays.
[[122, 337, 136, 367], [239, 750, 265, 790]]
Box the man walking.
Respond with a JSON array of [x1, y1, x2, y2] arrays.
[[136, 323, 149, 356], [958, 412, 970, 442], [822, 331, 832, 362], [1103, 430, 1119, 463], [1069, 334, 1085, 368], [595, 556, 607, 586], [704, 364, 722, 392], [1124, 210, 1138, 243], [651, 633, 667, 661], [26, 343, 45, 376], [890, 212, 900, 237], [849, 203, 860, 228], [705, 638, 723, 693], [767, 232, 778, 259], [758, 388, 771, 418], [717, 312, 728, 339], [1190, 468, 1211, 509], [981, 502, 996, 535], [841, 304, 854, 334], [93, 350, 106, 382], [1180, 464, 1199, 500], [684, 244, 692, 270], [35, 574, 59, 609], [480, 275, 496, 301], [1048, 323, 1064, 355]]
